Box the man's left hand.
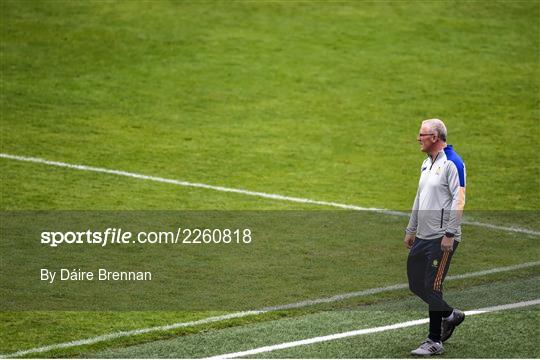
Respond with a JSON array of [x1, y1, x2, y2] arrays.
[[441, 235, 454, 252]]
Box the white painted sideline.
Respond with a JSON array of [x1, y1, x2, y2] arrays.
[[1, 153, 539, 236], [262, 260, 540, 311], [207, 299, 540, 359], [2, 260, 538, 358]]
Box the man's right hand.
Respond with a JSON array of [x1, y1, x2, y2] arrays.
[[404, 233, 415, 249]]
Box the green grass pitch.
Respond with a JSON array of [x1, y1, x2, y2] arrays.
[[1, 0, 539, 358]]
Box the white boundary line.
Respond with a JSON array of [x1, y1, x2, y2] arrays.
[[261, 260, 540, 311], [1, 153, 539, 236], [207, 299, 540, 359], [2, 260, 539, 358]]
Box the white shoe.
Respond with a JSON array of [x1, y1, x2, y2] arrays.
[[411, 338, 444, 356]]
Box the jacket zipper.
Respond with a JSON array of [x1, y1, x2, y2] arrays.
[[429, 152, 440, 170], [440, 209, 444, 228]]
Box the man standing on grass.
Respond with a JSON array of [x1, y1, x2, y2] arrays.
[[404, 119, 466, 356]]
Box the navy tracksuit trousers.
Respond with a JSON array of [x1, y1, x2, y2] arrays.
[[407, 237, 459, 342]]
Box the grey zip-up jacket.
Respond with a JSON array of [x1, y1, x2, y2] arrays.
[[406, 145, 466, 241]]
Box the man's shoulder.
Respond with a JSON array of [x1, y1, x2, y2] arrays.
[[443, 145, 466, 186], [444, 145, 465, 167]]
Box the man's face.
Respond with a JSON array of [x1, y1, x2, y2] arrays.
[[417, 124, 437, 152]]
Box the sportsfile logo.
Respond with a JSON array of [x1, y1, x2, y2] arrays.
[[40, 228, 132, 247]]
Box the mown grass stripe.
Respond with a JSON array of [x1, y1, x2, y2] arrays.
[[1, 153, 538, 236], [2, 260, 538, 358], [207, 299, 540, 359]]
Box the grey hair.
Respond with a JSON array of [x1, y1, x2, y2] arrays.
[[422, 119, 447, 142]]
